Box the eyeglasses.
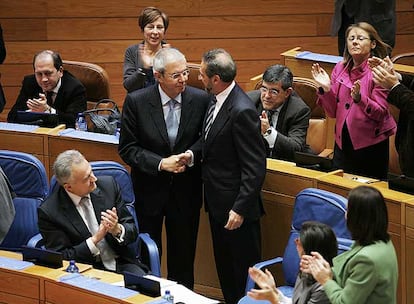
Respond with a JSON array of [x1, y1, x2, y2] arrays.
[[166, 69, 190, 80], [347, 35, 371, 42], [144, 25, 165, 32], [260, 86, 280, 97]]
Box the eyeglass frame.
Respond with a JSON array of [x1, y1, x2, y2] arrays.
[[164, 68, 190, 80], [347, 35, 371, 42], [259, 85, 281, 97]]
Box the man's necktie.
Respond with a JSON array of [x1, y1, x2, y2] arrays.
[[204, 97, 217, 139], [46, 91, 54, 106], [268, 110, 276, 127], [79, 197, 116, 271], [166, 99, 179, 148]]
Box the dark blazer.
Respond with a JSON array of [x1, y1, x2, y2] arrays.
[[248, 90, 312, 161], [0, 24, 6, 113], [38, 176, 137, 265], [201, 84, 266, 224], [291, 274, 330, 304], [388, 74, 414, 177], [118, 84, 210, 216], [331, 0, 396, 48], [7, 71, 86, 128]]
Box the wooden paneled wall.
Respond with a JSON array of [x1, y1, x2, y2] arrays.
[[0, 0, 413, 121]]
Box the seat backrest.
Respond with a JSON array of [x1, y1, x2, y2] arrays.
[[252, 77, 327, 154], [62, 60, 111, 108], [391, 52, 414, 66], [282, 188, 351, 286], [187, 63, 204, 90], [0, 150, 49, 250]]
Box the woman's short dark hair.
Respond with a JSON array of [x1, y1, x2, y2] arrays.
[[300, 221, 338, 266], [346, 186, 390, 246], [138, 7, 169, 32]]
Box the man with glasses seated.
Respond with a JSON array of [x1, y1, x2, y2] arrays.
[[247, 64, 313, 161], [118, 47, 209, 290], [7, 50, 86, 128]]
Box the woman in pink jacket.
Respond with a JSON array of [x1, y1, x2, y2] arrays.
[[311, 22, 396, 179]]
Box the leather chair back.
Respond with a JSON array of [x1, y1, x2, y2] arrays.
[[62, 60, 111, 109], [187, 63, 204, 90]]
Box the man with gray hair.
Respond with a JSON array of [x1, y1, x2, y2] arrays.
[[38, 150, 146, 275], [119, 47, 209, 289], [247, 64, 312, 161]]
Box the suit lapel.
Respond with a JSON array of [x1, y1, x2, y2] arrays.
[[148, 89, 170, 146], [59, 189, 90, 237], [175, 89, 193, 147]]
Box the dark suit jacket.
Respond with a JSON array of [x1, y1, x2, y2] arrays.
[[331, 0, 396, 48], [7, 71, 86, 128], [388, 74, 414, 177], [38, 176, 137, 265], [201, 84, 266, 224], [118, 84, 210, 216], [248, 90, 312, 161], [0, 24, 5, 113]]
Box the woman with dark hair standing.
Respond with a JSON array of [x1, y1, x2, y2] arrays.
[[311, 22, 396, 179], [248, 221, 338, 304], [302, 186, 398, 304], [123, 7, 170, 92]]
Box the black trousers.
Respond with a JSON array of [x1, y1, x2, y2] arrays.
[[136, 200, 200, 290], [209, 214, 262, 304], [333, 124, 389, 180]]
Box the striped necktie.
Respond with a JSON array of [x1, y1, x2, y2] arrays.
[[204, 97, 217, 139]]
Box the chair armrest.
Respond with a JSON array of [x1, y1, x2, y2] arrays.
[[318, 148, 334, 158], [138, 232, 161, 277], [245, 257, 283, 294], [26, 233, 44, 248]]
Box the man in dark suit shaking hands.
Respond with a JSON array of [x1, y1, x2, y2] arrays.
[[197, 49, 266, 304], [119, 48, 209, 289]]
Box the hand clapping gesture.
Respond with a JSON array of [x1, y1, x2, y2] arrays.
[[311, 63, 331, 92]]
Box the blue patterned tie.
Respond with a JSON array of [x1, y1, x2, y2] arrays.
[[166, 99, 178, 148], [204, 97, 217, 139]]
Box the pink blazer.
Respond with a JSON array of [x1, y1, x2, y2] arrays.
[[317, 60, 396, 150]]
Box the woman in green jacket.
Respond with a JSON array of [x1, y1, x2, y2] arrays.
[[302, 186, 398, 304]]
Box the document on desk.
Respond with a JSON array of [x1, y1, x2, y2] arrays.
[[162, 284, 219, 304], [58, 128, 119, 144], [296, 51, 343, 64], [0, 256, 34, 270], [0, 122, 39, 132], [59, 273, 138, 299], [142, 275, 219, 304]]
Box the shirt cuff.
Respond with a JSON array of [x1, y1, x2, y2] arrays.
[[263, 127, 277, 148], [113, 224, 125, 243], [185, 150, 194, 167], [86, 237, 100, 256]]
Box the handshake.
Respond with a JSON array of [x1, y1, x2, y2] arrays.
[[160, 151, 193, 173]]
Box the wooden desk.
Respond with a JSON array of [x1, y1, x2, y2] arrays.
[[0, 251, 156, 304]]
